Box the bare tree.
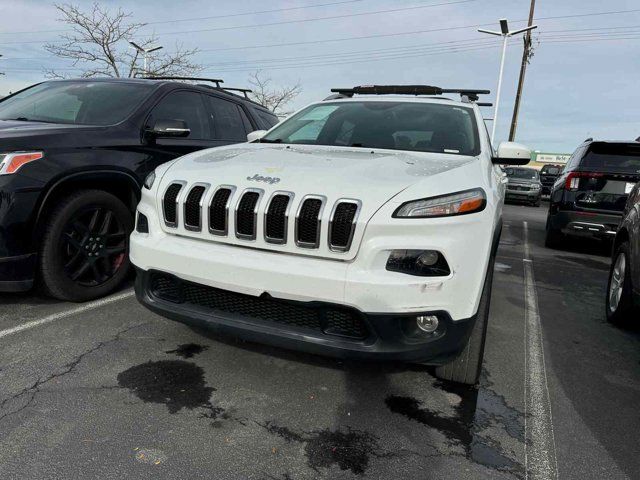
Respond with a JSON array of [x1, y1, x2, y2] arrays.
[[44, 3, 201, 78], [247, 71, 301, 116]]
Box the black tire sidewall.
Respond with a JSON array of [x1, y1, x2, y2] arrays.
[[39, 190, 133, 302]]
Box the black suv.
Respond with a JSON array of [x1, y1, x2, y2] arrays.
[[545, 139, 640, 247], [606, 182, 640, 324], [539, 163, 564, 196], [0, 78, 278, 301]]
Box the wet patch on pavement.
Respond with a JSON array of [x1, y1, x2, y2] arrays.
[[259, 421, 390, 475], [385, 379, 523, 475], [117, 360, 223, 418], [165, 343, 209, 359]]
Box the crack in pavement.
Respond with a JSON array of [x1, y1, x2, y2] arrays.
[[0, 322, 148, 422]]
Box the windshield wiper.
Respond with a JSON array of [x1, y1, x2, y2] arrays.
[[259, 138, 282, 144], [10, 117, 52, 123]]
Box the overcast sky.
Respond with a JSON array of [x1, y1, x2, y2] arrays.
[[1, 0, 639, 152]]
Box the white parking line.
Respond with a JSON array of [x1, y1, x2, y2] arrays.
[[0, 289, 135, 340], [523, 221, 559, 480]]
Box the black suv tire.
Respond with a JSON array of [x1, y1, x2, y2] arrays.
[[545, 216, 565, 248], [39, 190, 133, 302], [606, 241, 637, 326]]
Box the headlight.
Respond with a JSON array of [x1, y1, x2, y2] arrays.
[[393, 188, 486, 218], [143, 171, 156, 190], [532, 184, 541, 190], [0, 151, 44, 175]]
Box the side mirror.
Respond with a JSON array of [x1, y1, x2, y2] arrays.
[[492, 142, 531, 165], [148, 119, 190, 138], [247, 130, 267, 143]]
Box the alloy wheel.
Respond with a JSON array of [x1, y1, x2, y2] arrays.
[[608, 252, 626, 313], [60, 207, 127, 287]]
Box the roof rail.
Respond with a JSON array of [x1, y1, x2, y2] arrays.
[[330, 85, 490, 103], [222, 87, 253, 99], [142, 76, 224, 87]]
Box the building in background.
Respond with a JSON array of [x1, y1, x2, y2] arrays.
[[529, 151, 571, 169]]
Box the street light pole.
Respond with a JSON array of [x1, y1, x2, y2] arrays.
[[128, 42, 163, 76], [479, 19, 537, 145]]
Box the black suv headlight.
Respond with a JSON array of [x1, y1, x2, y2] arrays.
[[0, 151, 44, 175]]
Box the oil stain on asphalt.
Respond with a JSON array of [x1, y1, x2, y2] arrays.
[[385, 380, 523, 475], [165, 343, 209, 358], [117, 360, 223, 417], [260, 421, 390, 475]]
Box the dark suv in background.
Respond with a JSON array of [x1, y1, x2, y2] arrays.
[[0, 77, 278, 301], [606, 182, 640, 325], [539, 163, 564, 196], [545, 139, 640, 247]]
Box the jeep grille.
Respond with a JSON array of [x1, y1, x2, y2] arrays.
[[161, 183, 361, 253]]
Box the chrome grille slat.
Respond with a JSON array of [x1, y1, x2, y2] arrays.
[[208, 186, 235, 235], [296, 196, 325, 248], [183, 184, 208, 231], [264, 192, 294, 244], [235, 189, 263, 240], [163, 182, 185, 227], [329, 200, 361, 252]]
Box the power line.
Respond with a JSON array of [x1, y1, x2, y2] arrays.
[[0, 0, 479, 44], [0, 0, 368, 35], [2, 6, 640, 48]]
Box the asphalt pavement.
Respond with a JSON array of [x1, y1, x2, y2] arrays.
[[0, 203, 638, 480]]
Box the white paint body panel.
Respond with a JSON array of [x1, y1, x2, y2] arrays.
[[131, 97, 505, 321]]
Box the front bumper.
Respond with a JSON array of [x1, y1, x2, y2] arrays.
[[505, 189, 541, 203], [135, 268, 476, 364], [0, 253, 36, 292]]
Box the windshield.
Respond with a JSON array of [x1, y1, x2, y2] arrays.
[[506, 168, 539, 180], [261, 101, 480, 156], [0, 81, 155, 126], [542, 166, 561, 175]]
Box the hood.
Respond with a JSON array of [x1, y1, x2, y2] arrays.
[[157, 143, 477, 260], [0, 119, 101, 151], [164, 143, 475, 201]]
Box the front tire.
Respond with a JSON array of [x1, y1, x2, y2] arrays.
[[39, 189, 133, 302], [606, 242, 637, 326], [434, 257, 493, 385]]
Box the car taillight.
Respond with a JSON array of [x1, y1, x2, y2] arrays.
[[564, 171, 603, 191], [0, 151, 44, 175]]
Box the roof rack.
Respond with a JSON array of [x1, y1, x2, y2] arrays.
[[330, 85, 490, 103], [142, 76, 224, 87], [221, 87, 253, 99]]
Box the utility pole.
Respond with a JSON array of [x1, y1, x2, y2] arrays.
[[509, 0, 536, 141], [479, 19, 537, 145]]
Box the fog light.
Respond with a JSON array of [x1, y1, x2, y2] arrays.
[[416, 315, 439, 333], [417, 251, 439, 267]]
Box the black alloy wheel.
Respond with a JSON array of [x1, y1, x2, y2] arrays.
[[40, 190, 134, 302], [60, 206, 127, 286]]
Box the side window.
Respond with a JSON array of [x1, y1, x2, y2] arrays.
[[257, 110, 279, 129], [566, 146, 585, 171], [206, 96, 247, 141], [238, 106, 254, 133], [148, 91, 208, 140]]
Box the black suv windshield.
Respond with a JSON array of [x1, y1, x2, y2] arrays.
[[261, 101, 480, 156], [506, 168, 539, 180], [0, 81, 155, 126]]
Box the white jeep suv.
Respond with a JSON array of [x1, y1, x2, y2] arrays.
[[130, 85, 530, 385]]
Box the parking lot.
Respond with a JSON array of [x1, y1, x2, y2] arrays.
[[0, 203, 638, 480]]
